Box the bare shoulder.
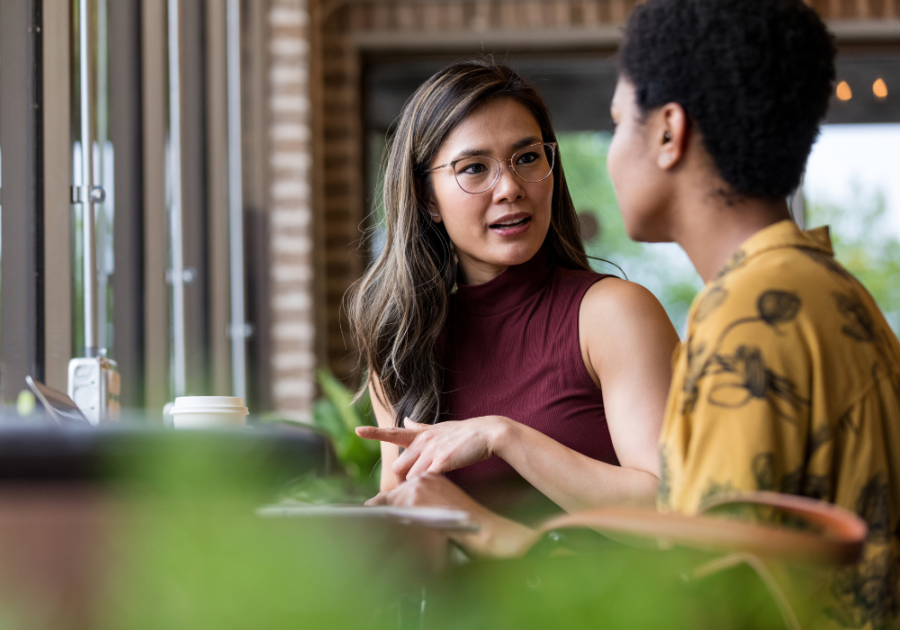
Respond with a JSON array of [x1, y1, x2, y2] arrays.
[[579, 278, 679, 377], [580, 277, 672, 327]]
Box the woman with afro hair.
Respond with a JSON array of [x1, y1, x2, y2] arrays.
[[609, 0, 900, 627]]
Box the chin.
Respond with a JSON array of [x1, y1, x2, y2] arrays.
[[494, 239, 543, 266], [622, 209, 671, 244]]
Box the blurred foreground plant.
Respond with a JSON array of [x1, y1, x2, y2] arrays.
[[311, 369, 381, 489], [99, 437, 410, 630]]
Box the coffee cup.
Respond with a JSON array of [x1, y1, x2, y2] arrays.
[[169, 396, 249, 429]]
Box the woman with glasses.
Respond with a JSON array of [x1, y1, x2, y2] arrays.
[[348, 59, 679, 556]]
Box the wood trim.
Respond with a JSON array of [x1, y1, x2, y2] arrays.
[[181, 0, 211, 396], [109, 0, 145, 408], [350, 25, 623, 52], [830, 19, 900, 42], [0, 0, 43, 400], [206, 0, 233, 396], [42, 0, 72, 392], [141, 0, 171, 414], [311, 0, 330, 386], [246, 0, 275, 412]]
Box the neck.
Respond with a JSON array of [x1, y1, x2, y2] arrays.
[[672, 189, 792, 284], [457, 253, 509, 286]]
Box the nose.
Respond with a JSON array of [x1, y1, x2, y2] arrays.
[[492, 163, 525, 203]]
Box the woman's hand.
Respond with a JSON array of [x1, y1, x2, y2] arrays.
[[365, 470, 481, 510], [356, 416, 512, 481], [365, 473, 536, 558]]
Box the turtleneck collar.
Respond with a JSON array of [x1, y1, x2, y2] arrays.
[[455, 246, 553, 317]]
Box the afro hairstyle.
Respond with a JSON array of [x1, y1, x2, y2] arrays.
[[619, 0, 836, 199]]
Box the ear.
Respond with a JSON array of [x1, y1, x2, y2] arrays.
[[426, 201, 443, 223], [657, 103, 688, 171]]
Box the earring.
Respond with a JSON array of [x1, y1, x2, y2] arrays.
[[663, 131, 673, 144]]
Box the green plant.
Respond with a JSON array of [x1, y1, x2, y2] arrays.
[[311, 369, 381, 489]]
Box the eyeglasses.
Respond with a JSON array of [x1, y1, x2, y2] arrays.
[[427, 142, 558, 195]]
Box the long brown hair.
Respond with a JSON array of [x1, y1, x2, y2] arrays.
[[347, 58, 591, 426]]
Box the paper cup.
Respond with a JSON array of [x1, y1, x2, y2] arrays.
[[169, 396, 249, 429]]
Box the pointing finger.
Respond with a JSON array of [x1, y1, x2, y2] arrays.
[[365, 492, 390, 507], [403, 418, 430, 432], [355, 426, 418, 448]]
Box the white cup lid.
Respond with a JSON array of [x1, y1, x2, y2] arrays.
[[170, 396, 248, 415]]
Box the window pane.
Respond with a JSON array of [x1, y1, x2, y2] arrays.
[[71, 0, 114, 359]]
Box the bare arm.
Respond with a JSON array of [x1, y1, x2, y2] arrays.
[[360, 279, 679, 512], [495, 279, 678, 510], [368, 375, 401, 493]]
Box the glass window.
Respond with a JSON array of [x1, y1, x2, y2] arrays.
[[71, 0, 114, 360]]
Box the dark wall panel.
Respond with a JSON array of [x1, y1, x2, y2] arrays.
[[0, 0, 43, 400]]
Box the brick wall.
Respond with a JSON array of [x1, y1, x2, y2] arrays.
[[267, 0, 317, 421]]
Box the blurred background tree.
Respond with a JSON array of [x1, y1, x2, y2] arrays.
[[807, 186, 900, 334]]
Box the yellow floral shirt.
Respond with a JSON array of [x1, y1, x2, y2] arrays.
[[659, 220, 900, 629]]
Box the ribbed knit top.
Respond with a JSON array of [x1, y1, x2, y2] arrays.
[[440, 248, 619, 522]]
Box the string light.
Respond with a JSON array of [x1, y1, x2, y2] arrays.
[[836, 81, 853, 101], [873, 78, 888, 99]]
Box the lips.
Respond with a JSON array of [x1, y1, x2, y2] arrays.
[[489, 213, 532, 236]]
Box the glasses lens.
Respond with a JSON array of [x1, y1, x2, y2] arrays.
[[511, 144, 554, 182], [453, 157, 499, 194]]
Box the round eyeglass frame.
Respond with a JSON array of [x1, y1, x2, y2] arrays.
[[427, 142, 558, 195]]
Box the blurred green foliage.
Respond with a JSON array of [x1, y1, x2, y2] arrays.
[[92, 438, 817, 630], [0, 423, 826, 629], [807, 187, 900, 335], [426, 547, 817, 630], [97, 436, 410, 630], [311, 369, 381, 489]]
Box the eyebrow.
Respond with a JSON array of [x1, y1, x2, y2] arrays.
[[449, 136, 543, 162]]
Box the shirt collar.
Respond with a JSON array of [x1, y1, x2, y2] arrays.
[[713, 220, 834, 281]]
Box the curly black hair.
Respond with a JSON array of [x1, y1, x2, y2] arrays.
[[620, 0, 836, 200]]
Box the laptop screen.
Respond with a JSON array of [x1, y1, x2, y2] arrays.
[[26, 376, 92, 426]]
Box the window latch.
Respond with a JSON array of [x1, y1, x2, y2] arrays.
[[165, 267, 198, 285], [71, 185, 107, 204]]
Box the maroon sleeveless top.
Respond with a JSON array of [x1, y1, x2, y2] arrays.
[[439, 248, 619, 523]]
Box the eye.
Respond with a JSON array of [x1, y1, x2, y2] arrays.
[[516, 151, 540, 165], [458, 161, 489, 176]]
